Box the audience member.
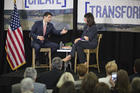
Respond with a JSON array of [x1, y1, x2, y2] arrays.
[[80, 72, 98, 93], [129, 59, 140, 82], [37, 57, 64, 89], [131, 77, 140, 93], [52, 72, 75, 93], [99, 60, 118, 88], [110, 69, 131, 93], [74, 64, 88, 90], [94, 82, 111, 93], [12, 67, 47, 93], [21, 78, 34, 93], [59, 81, 76, 93]]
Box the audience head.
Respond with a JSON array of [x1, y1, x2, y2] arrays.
[[81, 72, 98, 93], [131, 77, 140, 93], [24, 67, 37, 81], [57, 72, 75, 88], [59, 81, 76, 93], [52, 57, 63, 70], [134, 59, 140, 73], [94, 82, 111, 93], [115, 69, 131, 93], [21, 78, 34, 93], [105, 60, 118, 75], [84, 12, 95, 27], [77, 64, 88, 79]]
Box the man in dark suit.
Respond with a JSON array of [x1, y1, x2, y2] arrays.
[[37, 57, 64, 89], [129, 59, 140, 82], [30, 12, 67, 65]]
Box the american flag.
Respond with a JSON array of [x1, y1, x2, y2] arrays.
[[5, 3, 26, 70]]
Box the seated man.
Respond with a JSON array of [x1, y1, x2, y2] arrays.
[[21, 78, 34, 93], [37, 57, 64, 89], [30, 12, 67, 65], [12, 67, 47, 93], [129, 59, 140, 82]]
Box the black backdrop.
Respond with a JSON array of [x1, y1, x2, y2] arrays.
[[1, 0, 140, 75]]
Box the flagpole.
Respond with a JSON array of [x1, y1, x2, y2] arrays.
[[14, 0, 17, 72]]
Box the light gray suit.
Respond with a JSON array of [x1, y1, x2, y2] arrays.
[[12, 82, 47, 93]]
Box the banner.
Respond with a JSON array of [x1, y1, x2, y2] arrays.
[[78, 0, 140, 24], [78, 0, 140, 32], [4, 0, 73, 30], [4, 0, 73, 10]]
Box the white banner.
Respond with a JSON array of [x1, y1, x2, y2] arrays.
[[4, 0, 73, 10], [4, 0, 73, 30], [78, 0, 140, 25]]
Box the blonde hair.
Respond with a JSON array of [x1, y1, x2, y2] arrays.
[[105, 60, 118, 75], [56, 72, 75, 88]]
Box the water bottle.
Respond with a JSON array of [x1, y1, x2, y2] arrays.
[[59, 41, 63, 49]]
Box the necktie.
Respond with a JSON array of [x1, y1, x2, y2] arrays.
[[43, 24, 47, 36]]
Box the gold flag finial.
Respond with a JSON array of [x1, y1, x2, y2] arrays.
[[14, 0, 16, 3]]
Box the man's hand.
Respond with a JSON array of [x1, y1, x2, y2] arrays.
[[84, 36, 89, 41], [60, 27, 68, 35], [37, 36, 44, 41], [74, 38, 81, 44]]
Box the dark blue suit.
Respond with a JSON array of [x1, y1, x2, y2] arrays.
[[30, 20, 61, 60], [70, 24, 98, 63]]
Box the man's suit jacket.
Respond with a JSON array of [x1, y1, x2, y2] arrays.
[[129, 72, 140, 82], [37, 70, 64, 89], [30, 20, 61, 44], [12, 82, 47, 93]]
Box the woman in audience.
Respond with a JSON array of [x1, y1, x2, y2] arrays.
[[59, 81, 76, 93], [131, 77, 140, 93], [110, 69, 131, 93], [75, 64, 88, 90], [99, 60, 118, 88], [94, 82, 111, 93], [80, 72, 98, 93], [52, 72, 75, 93]]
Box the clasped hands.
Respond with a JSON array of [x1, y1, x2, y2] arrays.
[[74, 36, 89, 44], [37, 36, 44, 41]]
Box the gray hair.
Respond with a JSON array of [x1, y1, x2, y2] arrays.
[[21, 78, 34, 93], [52, 57, 63, 70], [24, 67, 37, 80]]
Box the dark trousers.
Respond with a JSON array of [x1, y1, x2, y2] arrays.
[[70, 40, 96, 64], [31, 41, 59, 60]]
